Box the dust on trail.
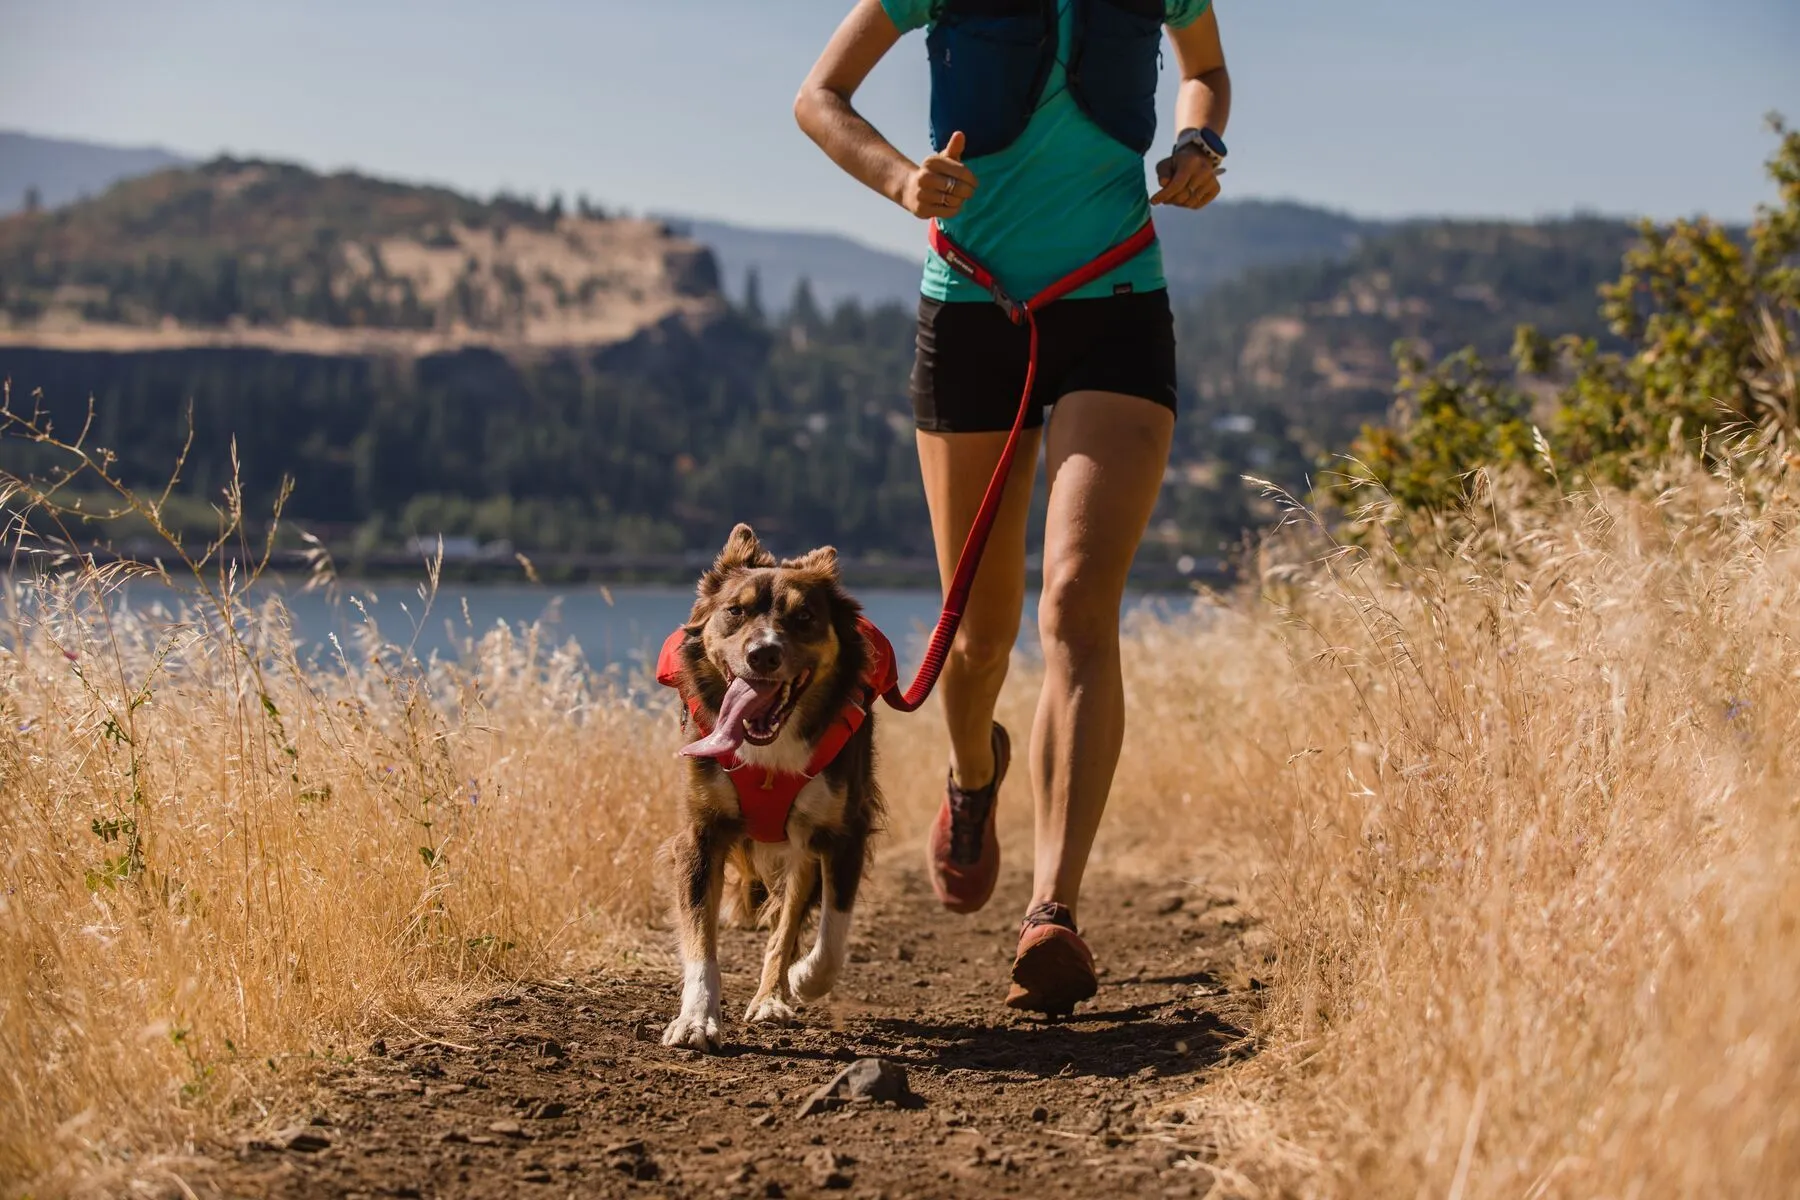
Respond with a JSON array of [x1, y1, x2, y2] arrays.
[[201, 866, 1256, 1200]]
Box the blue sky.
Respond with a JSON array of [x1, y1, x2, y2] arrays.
[[3, 0, 1797, 254]]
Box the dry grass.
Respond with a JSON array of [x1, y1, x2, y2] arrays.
[[5, 455, 1798, 1197], [1149, 465, 1800, 1198], [0, 572, 678, 1192]]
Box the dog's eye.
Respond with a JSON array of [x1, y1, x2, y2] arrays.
[[725, 604, 746, 618], [791, 606, 815, 626]]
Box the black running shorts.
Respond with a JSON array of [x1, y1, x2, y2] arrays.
[[909, 288, 1179, 434]]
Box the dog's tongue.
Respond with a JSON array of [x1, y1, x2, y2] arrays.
[[680, 677, 782, 759]]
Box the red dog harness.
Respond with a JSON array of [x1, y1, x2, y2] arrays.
[[656, 618, 899, 843]]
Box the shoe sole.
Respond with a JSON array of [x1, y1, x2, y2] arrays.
[[1005, 927, 1098, 1017]]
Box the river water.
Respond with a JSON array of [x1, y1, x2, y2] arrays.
[[80, 580, 1198, 674]]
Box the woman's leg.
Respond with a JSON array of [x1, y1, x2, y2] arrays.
[[1029, 390, 1174, 924], [916, 427, 1040, 789]]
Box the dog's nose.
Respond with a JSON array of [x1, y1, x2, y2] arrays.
[[747, 642, 783, 677]]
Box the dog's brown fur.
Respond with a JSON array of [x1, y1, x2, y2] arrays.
[[660, 524, 883, 1052]]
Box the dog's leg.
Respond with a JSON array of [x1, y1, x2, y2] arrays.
[[723, 844, 762, 930], [744, 850, 818, 1026], [789, 835, 865, 1003], [661, 824, 729, 1053]]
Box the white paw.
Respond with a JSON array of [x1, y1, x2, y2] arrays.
[[744, 994, 799, 1026], [788, 959, 834, 1003], [661, 1010, 722, 1053]]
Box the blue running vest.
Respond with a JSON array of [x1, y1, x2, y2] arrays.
[[925, 0, 1164, 158]]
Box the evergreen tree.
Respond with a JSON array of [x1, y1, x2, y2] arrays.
[[786, 278, 823, 331], [743, 267, 766, 324]]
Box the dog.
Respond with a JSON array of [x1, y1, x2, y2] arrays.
[[657, 524, 891, 1052]]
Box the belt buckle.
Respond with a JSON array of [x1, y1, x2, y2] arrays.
[[990, 286, 1025, 325]]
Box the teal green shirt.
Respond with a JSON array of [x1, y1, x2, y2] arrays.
[[881, 0, 1212, 303]]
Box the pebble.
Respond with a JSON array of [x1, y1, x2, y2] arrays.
[[265, 1126, 332, 1153], [805, 1148, 855, 1190], [604, 1139, 661, 1180]]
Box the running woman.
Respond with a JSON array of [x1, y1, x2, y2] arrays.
[[795, 0, 1230, 1014]]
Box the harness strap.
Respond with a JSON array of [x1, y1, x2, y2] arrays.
[[882, 219, 1157, 714]]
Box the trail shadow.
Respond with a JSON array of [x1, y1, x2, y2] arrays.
[[713, 1001, 1246, 1082], [1114, 967, 1227, 989], [853, 1005, 1246, 1082]]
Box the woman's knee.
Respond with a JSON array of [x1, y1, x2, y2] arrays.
[[950, 621, 1017, 680], [1038, 577, 1121, 666]]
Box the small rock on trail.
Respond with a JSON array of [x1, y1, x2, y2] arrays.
[[249, 1126, 332, 1154], [798, 1057, 917, 1116]]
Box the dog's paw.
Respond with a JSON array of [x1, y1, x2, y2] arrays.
[[744, 993, 799, 1027], [661, 1010, 723, 1053], [788, 959, 834, 1003]]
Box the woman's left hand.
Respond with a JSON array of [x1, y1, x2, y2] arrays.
[[1150, 146, 1222, 210]]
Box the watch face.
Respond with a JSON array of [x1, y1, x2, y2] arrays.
[[1199, 128, 1227, 158]]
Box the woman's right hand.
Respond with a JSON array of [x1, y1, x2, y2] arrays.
[[899, 131, 978, 219]]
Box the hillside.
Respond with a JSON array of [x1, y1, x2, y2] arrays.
[[1170, 216, 1639, 466], [0, 154, 1648, 575], [0, 131, 1391, 309], [0, 157, 723, 354], [665, 215, 927, 310], [1158, 198, 1384, 298], [668, 200, 1384, 310], [0, 129, 188, 215]]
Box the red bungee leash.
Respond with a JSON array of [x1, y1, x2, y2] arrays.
[[879, 217, 1159, 713]]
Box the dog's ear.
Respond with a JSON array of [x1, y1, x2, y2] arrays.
[[716, 523, 775, 572], [783, 545, 839, 581], [696, 523, 774, 608]]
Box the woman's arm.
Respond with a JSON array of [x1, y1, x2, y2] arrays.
[[795, 0, 977, 220], [1151, 8, 1231, 210]]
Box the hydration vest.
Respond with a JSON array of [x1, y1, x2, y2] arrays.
[[926, 0, 1165, 159]]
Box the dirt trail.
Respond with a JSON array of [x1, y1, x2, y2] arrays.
[[202, 865, 1255, 1200]]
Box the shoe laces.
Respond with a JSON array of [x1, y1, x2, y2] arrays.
[[945, 773, 995, 865], [1021, 901, 1078, 935]]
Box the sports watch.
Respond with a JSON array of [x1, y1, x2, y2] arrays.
[[1174, 126, 1228, 168]]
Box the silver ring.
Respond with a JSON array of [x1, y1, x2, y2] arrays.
[[943, 178, 954, 199]]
